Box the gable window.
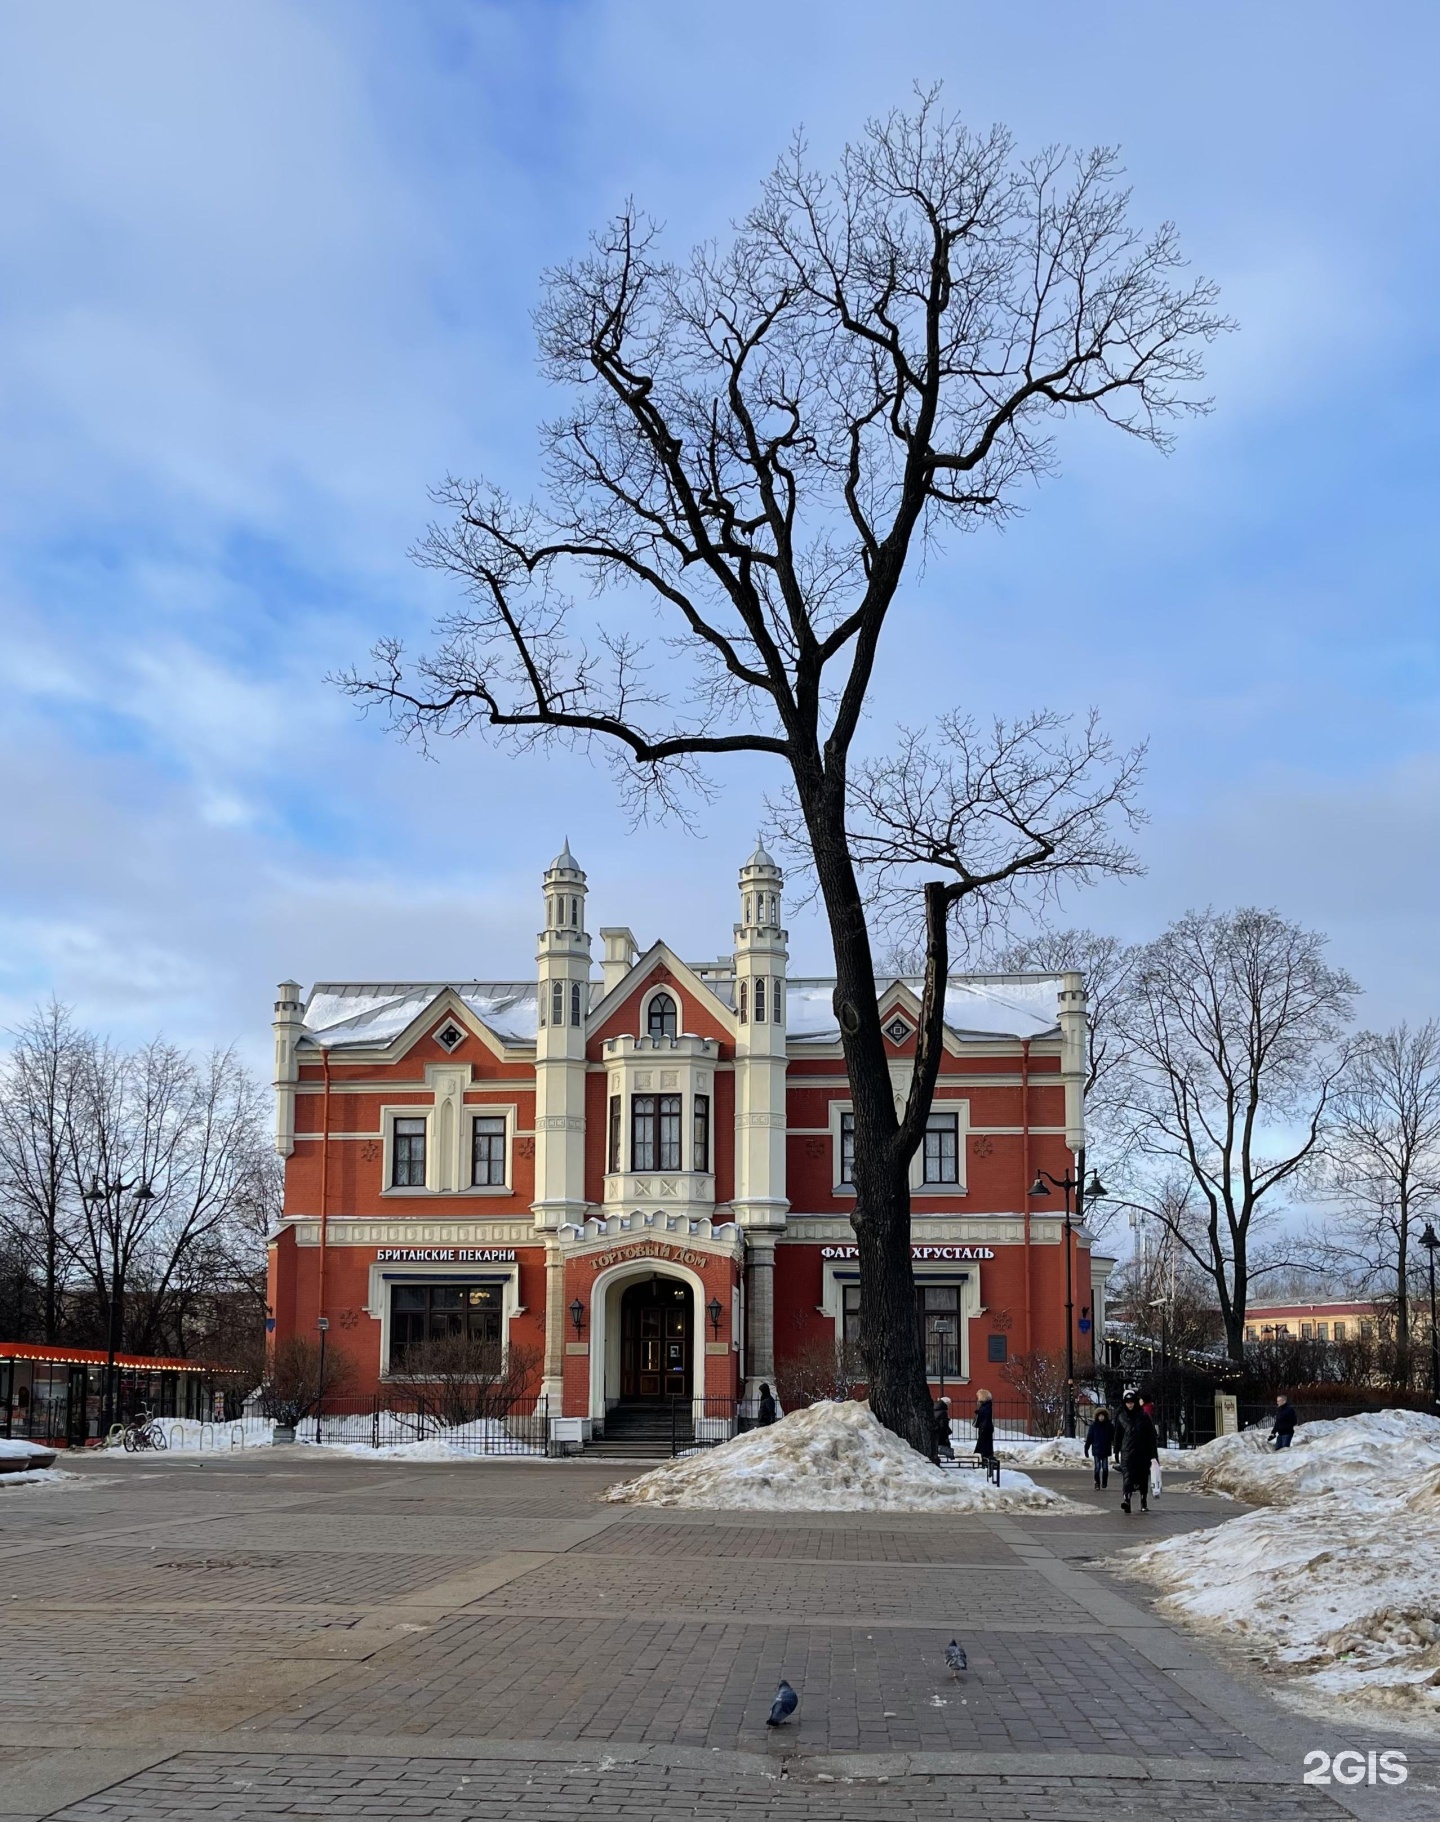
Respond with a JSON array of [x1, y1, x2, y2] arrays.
[[647, 992, 677, 1040], [392, 1116, 427, 1188], [754, 977, 766, 1022], [693, 1094, 710, 1172], [471, 1115, 506, 1187], [922, 1113, 960, 1185], [608, 1096, 622, 1173], [839, 1110, 855, 1187]]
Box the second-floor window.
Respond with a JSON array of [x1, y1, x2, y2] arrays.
[[922, 1113, 960, 1184], [839, 1110, 855, 1187], [608, 1096, 622, 1173], [472, 1115, 506, 1186], [632, 1093, 682, 1171], [392, 1116, 427, 1187], [693, 1094, 710, 1172], [647, 992, 677, 1039]]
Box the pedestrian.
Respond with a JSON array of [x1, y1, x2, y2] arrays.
[[1083, 1406, 1114, 1489], [757, 1383, 777, 1427], [1115, 1388, 1158, 1514], [974, 1387, 997, 1480], [1269, 1392, 1297, 1450], [932, 1396, 954, 1462]]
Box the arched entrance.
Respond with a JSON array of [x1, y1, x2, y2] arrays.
[[620, 1275, 693, 1400]]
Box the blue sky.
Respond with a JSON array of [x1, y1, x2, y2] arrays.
[[1, 1, 1437, 1067]]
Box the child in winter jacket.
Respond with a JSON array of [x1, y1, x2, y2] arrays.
[[1083, 1408, 1114, 1488]]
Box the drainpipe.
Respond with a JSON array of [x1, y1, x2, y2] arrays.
[[1021, 1039, 1033, 1355], [318, 1050, 332, 1330]]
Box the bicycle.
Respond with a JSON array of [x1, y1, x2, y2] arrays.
[[112, 1411, 168, 1452]]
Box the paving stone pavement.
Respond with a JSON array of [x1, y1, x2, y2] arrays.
[[0, 1450, 1435, 1822]]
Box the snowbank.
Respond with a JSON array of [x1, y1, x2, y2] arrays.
[[301, 1415, 546, 1459], [1121, 1410, 1440, 1725], [152, 1418, 275, 1452], [1000, 1435, 1188, 1469], [604, 1400, 1080, 1511], [0, 1468, 81, 1490], [1190, 1409, 1440, 1507]]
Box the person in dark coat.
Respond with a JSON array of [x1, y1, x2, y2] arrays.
[[932, 1397, 954, 1461], [974, 1388, 996, 1480], [1083, 1406, 1114, 1489], [757, 1384, 777, 1427], [1270, 1393, 1297, 1449], [1116, 1389, 1158, 1513]]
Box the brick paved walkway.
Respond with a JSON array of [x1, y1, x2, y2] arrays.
[[0, 1451, 1434, 1821]]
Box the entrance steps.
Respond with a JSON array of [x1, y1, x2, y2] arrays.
[[582, 1400, 693, 1460]]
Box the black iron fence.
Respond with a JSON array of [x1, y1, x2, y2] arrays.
[[298, 1395, 552, 1456]]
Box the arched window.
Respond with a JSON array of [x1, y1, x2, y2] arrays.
[[646, 991, 678, 1040]]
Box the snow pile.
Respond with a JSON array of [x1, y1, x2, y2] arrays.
[[1002, 1435, 1187, 1469], [1190, 1409, 1440, 1507], [1121, 1410, 1440, 1724], [306, 1417, 546, 1460], [154, 1418, 275, 1451], [604, 1400, 1079, 1511]]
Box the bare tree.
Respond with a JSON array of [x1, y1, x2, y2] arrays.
[[1000, 1349, 1069, 1436], [1113, 909, 1358, 1362], [340, 96, 1224, 1452], [0, 1001, 88, 1341], [259, 1335, 357, 1431], [992, 927, 1140, 1106], [1324, 1022, 1440, 1387], [387, 1336, 543, 1433]]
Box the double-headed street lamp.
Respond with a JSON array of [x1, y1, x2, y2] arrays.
[[1030, 1165, 1107, 1437], [1421, 1223, 1440, 1411], [80, 1175, 156, 1433]]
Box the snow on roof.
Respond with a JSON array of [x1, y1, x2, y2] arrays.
[[302, 983, 560, 1050], [300, 971, 1064, 1050], [785, 974, 1066, 1043]]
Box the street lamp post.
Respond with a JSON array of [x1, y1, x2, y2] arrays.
[[1421, 1223, 1440, 1411], [314, 1316, 330, 1446], [1031, 1165, 1107, 1438], [81, 1176, 156, 1435]]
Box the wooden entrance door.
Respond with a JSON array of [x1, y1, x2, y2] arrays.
[[620, 1277, 692, 1399]]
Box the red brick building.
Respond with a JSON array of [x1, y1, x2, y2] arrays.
[[268, 842, 1109, 1438]]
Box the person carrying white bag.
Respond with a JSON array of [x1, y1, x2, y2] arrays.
[[1115, 1389, 1159, 1514]]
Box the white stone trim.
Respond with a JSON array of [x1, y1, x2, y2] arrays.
[[818, 1255, 984, 1383], [366, 1257, 524, 1379]]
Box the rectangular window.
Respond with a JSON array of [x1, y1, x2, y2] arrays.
[[842, 1282, 862, 1347], [1316, 1322, 1328, 1341], [1333, 1321, 1346, 1340], [1360, 1319, 1374, 1338], [392, 1116, 427, 1187], [632, 1095, 657, 1171], [922, 1113, 960, 1184], [389, 1282, 502, 1370], [987, 1333, 1008, 1364], [754, 977, 766, 1022], [471, 1115, 506, 1186], [658, 1094, 681, 1170], [693, 1094, 710, 1172], [839, 1111, 855, 1187], [917, 1284, 961, 1376], [1300, 1323, 1313, 1339], [608, 1096, 622, 1173]]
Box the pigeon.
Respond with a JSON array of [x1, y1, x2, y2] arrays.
[[767, 1678, 799, 1726], [944, 1640, 968, 1679]]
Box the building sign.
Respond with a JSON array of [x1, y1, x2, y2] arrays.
[[819, 1244, 995, 1262], [588, 1241, 713, 1272], [376, 1247, 517, 1264]]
